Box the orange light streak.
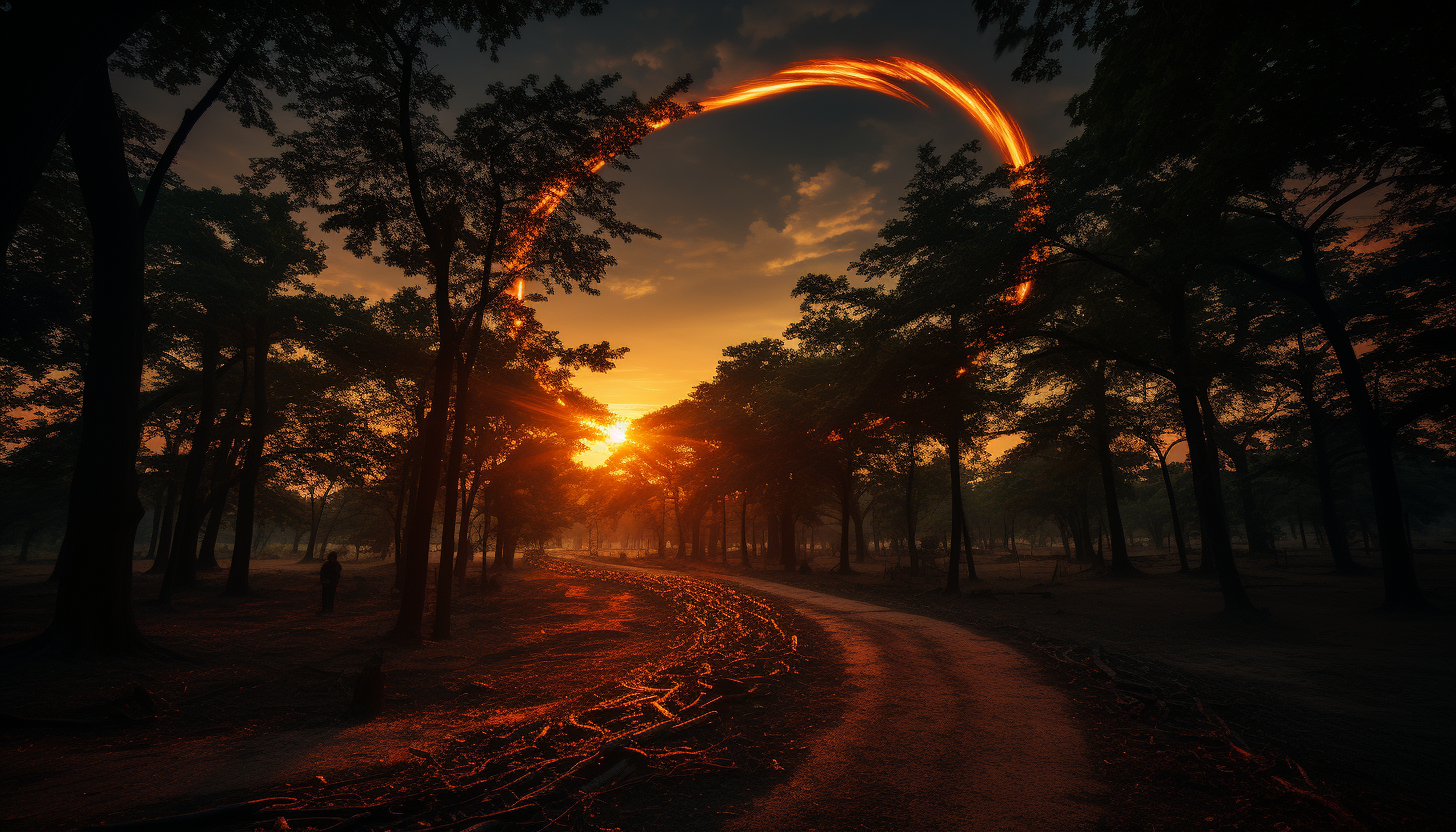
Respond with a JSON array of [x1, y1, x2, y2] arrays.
[[502, 56, 1044, 304]]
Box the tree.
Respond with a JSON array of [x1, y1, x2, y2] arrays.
[[975, 0, 1450, 607], [248, 10, 687, 637], [851, 143, 1025, 591]]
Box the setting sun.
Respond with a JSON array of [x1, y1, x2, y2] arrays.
[[604, 420, 629, 445]]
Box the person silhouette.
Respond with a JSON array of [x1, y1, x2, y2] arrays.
[[320, 552, 342, 613]]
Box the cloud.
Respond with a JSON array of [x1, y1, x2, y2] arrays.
[[739, 0, 873, 42], [751, 162, 881, 271], [632, 161, 882, 279], [611, 277, 661, 299]]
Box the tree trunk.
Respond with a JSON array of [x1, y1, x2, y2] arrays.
[[1223, 439, 1274, 556], [162, 329, 221, 599], [739, 494, 750, 568], [35, 62, 151, 654], [197, 483, 230, 572], [1156, 450, 1190, 572], [672, 487, 687, 558], [147, 477, 179, 574], [1181, 381, 1257, 611], [501, 528, 518, 570], [778, 507, 796, 571], [1303, 265, 1422, 606], [852, 491, 867, 564], [144, 482, 166, 559], [1292, 354, 1360, 573], [228, 315, 267, 596], [431, 387, 467, 641], [455, 479, 484, 585], [946, 314, 965, 594], [905, 437, 919, 575], [1089, 360, 1136, 575], [0, 5, 160, 256], [396, 339, 453, 639], [837, 470, 853, 574]]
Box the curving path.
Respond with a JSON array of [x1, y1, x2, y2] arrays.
[[703, 575, 1107, 831]]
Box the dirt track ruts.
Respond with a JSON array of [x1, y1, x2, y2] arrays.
[[572, 560, 1107, 831]]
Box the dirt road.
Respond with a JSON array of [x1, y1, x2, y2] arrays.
[[574, 559, 1107, 831]]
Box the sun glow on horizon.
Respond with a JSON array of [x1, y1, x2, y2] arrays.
[[603, 420, 629, 445]]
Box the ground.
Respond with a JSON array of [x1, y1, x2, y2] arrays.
[[656, 544, 1455, 829], [0, 546, 1452, 830], [0, 557, 838, 831]]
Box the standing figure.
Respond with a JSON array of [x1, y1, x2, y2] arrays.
[[320, 551, 342, 613]]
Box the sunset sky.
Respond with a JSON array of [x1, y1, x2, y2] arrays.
[[116, 0, 1093, 459]]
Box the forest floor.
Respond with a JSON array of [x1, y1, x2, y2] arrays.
[[608, 544, 1456, 829], [0, 557, 841, 831], [1, 547, 1451, 830]]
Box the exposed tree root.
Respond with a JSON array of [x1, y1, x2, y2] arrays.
[[87, 557, 800, 832]]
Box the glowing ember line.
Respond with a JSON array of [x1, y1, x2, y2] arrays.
[[503, 56, 1043, 303]]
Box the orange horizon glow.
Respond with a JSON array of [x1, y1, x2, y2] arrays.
[[503, 56, 1044, 304]]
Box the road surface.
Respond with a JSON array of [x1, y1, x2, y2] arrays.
[[698, 573, 1106, 831]]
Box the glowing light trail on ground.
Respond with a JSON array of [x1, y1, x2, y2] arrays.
[[504, 57, 1042, 299]]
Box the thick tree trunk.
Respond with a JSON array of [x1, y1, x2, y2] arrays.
[[0, 4, 160, 257], [396, 341, 453, 640], [393, 38, 462, 639], [501, 528, 518, 570], [227, 317, 268, 595], [196, 483, 230, 572], [31, 62, 151, 654], [1302, 266, 1422, 606], [1180, 381, 1257, 611]]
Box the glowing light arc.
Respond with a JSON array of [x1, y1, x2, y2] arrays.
[[505, 56, 1041, 301]]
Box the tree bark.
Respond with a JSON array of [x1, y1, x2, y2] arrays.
[[226, 316, 269, 595], [778, 507, 796, 571], [945, 312, 965, 594], [0, 3, 161, 258], [28, 62, 151, 654], [1240, 253, 1422, 607], [1291, 346, 1360, 573], [161, 329, 221, 599], [1089, 360, 1137, 575], [1181, 382, 1257, 611], [1155, 448, 1190, 572], [196, 482, 231, 571], [146, 476, 179, 575], [836, 469, 853, 573], [739, 493, 750, 567], [905, 436, 919, 575]]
